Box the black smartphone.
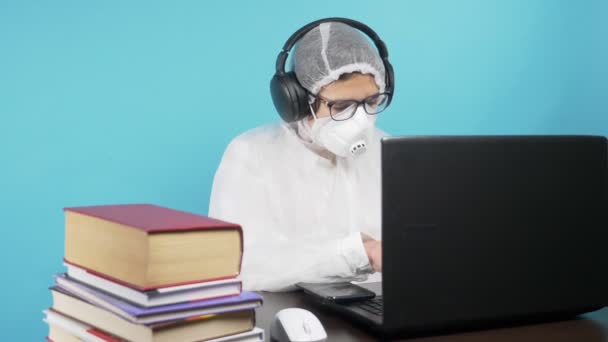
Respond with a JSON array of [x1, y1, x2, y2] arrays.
[[296, 282, 376, 304]]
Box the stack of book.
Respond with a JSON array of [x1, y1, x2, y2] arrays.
[[43, 204, 264, 342]]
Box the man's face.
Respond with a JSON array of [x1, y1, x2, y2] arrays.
[[311, 73, 379, 120]]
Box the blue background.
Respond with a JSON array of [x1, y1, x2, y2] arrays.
[[1, 0, 606, 339]]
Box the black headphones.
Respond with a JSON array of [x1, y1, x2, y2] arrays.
[[270, 17, 395, 123]]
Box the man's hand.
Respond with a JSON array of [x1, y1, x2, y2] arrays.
[[363, 239, 382, 272]]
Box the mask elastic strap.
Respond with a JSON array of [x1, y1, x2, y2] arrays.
[[308, 103, 319, 121]]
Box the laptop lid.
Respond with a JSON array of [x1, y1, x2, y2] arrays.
[[381, 136, 608, 333]]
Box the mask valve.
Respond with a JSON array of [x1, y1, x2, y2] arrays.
[[349, 140, 367, 157]]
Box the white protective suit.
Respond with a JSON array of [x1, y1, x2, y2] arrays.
[[208, 120, 386, 291], [209, 21, 390, 291]]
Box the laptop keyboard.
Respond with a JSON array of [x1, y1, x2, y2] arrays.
[[352, 295, 383, 317]]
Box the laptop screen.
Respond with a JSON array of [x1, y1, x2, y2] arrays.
[[380, 136, 608, 330]]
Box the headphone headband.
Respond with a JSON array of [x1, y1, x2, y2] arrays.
[[275, 17, 390, 75]]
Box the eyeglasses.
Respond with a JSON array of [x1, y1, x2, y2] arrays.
[[311, 92, 392, 121]]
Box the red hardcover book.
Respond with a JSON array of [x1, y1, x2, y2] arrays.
[[64, 204, 243, 290]]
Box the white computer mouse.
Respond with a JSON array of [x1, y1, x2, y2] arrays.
[[270, 308, 327, 342]]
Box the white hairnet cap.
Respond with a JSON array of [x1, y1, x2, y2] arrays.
[[293, 22, 386, 95]]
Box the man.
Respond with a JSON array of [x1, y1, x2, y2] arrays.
[[209, 20, 391, 291]]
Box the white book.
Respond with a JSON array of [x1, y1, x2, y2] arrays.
[[65, 263, 242, 307], [43, 309, 120, 342], [44, 310, 264, 342], [206, 327, 264, 342]]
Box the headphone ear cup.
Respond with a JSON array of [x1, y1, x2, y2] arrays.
[[270, 74, 293, 122], [286, 72, 311, 122], [383, 59, 395, 107], [270, 72, 310, 123]]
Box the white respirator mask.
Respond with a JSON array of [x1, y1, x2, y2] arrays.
[[309, 105, 376, 158]]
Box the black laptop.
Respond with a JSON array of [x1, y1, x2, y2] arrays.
[[305, 135, 608, 337]]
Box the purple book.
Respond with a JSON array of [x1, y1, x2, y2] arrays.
[[53, 274, 262, 325]]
